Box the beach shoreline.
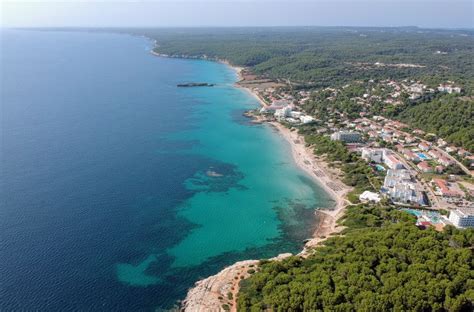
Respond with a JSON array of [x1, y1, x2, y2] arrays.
[[226, 63, 351, 249], [181, 63, 352, 311], [149, 50, 351, 309], [229, 64, 351, 250], [179, 81, 351, 310], [265, 121, 351, 252]]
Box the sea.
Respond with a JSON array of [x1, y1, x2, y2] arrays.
[[0, 29, 334, 310]]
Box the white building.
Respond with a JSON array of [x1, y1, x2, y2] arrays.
[[286, 117, 299, 124], [448, 208, 474, 228], [418, 142, 431, 151], [300, 115, 315, 124], [289, 111, 303, 119], [388, 183, 425, 206], [330, 131, 361, 143], [384, 153, 405, 170], [383, 169, 412, 188], [361, 148, 385, 163], [439, 156, 455, 167], [382, 169, 425, 206], [359, 191, 381, 203], [438, 85, 462, 94], [274, 106, 292, 120], [408, 83, 424, 94]]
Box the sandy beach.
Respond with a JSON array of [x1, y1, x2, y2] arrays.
[[267, 122, 351, 252], [230, 64, 352, 249]]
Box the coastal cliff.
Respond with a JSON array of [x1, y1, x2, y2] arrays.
[[181, 254, 292, 312]]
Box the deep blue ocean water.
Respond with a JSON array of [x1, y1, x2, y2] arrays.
[[0, 30, 334, 310]]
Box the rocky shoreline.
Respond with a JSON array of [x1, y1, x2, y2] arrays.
[[181, 254, 292, 312]]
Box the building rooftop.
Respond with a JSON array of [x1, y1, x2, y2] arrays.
[[454, 207, 474, 217]]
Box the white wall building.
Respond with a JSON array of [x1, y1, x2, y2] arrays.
[[274, 106, 292, 120], [382, 169, 425, 206], [330, 131, 361, 143], [388, 183, 425, 206], [384, 153, 405, 170], [361, 148, 384, 163], [289, 111, 302, 118], [448, 208, 474, 228], [359, 191, 381, 203], [300, 115, 315, 124], [438, 85, 462, 94]]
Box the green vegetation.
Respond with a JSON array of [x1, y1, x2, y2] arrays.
[[127, 27, 474, 91], [123, 27, 473, 150], [393, 95, 474, 152], [302, 83, 367, 120], [237, 204, 474, 311], [302, 88, 474, 152], [300, 128, 381, 197]]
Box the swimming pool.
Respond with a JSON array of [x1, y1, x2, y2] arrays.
[[402, 209, 442, 223], [375, 164, 386, 171], [417, 153, 429, 160], [426, 211, 442, 224], [403, 208, 422, 217]]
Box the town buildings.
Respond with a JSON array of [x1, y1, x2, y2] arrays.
[[432, 179, 463, 198], [382, 169, 425, 206]]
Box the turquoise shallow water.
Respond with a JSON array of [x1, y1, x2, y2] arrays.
[[1, 30, 334, 310]]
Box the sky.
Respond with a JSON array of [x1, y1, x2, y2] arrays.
[[1, 0, 473, 28]]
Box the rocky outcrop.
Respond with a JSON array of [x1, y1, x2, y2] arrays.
[[181, 253, 292, 312]]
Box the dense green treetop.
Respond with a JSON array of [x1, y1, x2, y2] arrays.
[[237, 204, 474, 311], [394, 95, 474, 152], [123, 27, 474, 89]]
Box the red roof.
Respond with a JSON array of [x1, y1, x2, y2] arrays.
[[433, 179, 462, 197], [433, 179, 449, 192], [418, 161, 431, 170], [386, 154, 401, 164]]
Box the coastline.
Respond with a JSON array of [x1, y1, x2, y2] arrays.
[[179, 82, 351, 310], [265, 121, 351, 252], [149, 49, 351, 309], [228, 62, 351, 251], [223, 61, 351, 250]]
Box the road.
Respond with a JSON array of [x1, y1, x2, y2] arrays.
[[432, 145, 472, 176], [381, 121, 473, 177]]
